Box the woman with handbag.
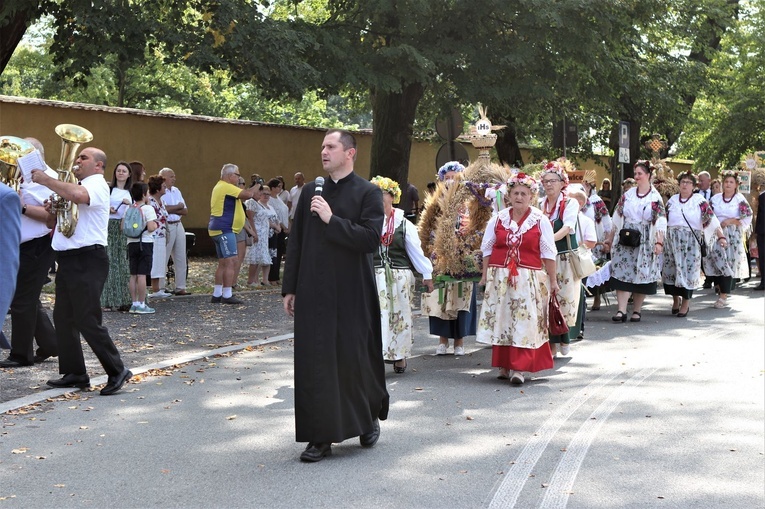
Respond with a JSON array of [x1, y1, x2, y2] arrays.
[[538, 159, 582, 355], [706, 170, 753, 308], [476, 172, 558, 385], [603, 160, 667, 322], [662, 172, 723, 317], [569, 188, 598, 340]]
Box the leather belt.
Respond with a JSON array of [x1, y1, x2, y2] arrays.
[[57, 244, 105, 257]]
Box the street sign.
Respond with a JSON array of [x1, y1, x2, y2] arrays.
[[618, 121, 630, 163]]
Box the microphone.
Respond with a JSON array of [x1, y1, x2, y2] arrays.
[[312, 176, 325, 217]]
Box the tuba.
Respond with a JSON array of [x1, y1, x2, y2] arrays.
[[50, 124, 93, 237], [0, 136, 35, 192]]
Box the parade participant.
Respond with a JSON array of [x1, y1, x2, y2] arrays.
[[477, 172, 558, 384], [31, 147, 132, 395], [159, 167, 190, 295], [603, 161, 667, 323], [0, 138, 58, 368], [208, 163, 259, 304], [283, 129, 388, 463], [538, 158, 581, 355], [101, 160, 132, 311], [371, 176, 433, 374], [0, 183, 20, 339], [706, 170, 753, 308], [662, 172, 722, 317], [421, 161, 477, 357], [569, 188, 597, 341], [581, 172, 613, 310]]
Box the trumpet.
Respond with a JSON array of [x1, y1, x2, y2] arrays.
[[49, 124, 93, 237], [0, 136, 35, 192]]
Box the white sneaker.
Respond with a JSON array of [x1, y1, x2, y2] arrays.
[[149, 290, 172, 298], [435, 344, 448, 355], [560, 344, 570, 356], [134, 304, 156, 314], [454, 346, 465, 356], [510, 372, 525, 385]]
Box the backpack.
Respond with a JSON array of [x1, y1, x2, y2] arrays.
[[122, 203, 147, 238]]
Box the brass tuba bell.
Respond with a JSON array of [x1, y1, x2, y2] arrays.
[[50, 124, 93, 237], [0, 136, 35, 192]]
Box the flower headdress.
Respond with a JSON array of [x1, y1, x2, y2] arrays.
[[370, 175, 402, 204], [719, 169, 740, 183], [540, 158, 571, 186], [676, 171, 697, 185], [507, 171, 538, 190], [634, 160, 655, 175], [437, 161, 466, 181]]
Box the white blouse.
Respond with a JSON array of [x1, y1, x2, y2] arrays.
[[613, 187, 668, 232], [481, 206, 557, 261], [540, 192, 578, 229], [109, 187, 132, 220], [709, 193, 753, 230]]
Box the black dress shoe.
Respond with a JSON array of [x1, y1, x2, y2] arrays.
[[359, 419, 381, 448], [754, 285, 765, 291], [47, 374, 90, 389], [100, 368, 132, 395], [0, 358, 33, 368], [300, 442, 332, 462]]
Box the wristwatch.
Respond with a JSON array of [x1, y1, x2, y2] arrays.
[[21, 204, 27, 215]]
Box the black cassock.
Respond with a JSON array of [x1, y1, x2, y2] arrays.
[[283, 172, 389, 444]]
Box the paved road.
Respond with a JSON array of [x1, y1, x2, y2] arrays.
[[0, 286, 763, 508]]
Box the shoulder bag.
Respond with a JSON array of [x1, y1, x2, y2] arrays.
[[566, 219, 597, 279], [681, 210, 707, 257]]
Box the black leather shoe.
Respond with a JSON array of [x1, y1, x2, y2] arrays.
[[100, 368, 132, 395], [47, 374, 90, 389], [754, 285, 765, 291], [0, 358, 33, 368], [359, 419, 381, 448], [210, 296, 222, 303], [300, 442, 332, 462], [222, 296, 243, 305]]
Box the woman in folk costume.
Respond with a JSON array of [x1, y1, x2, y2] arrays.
[[538, 158, 581, 356], [603, 160, 667, 322], [581, 171, 613, 311], [419, 161, 479, 357], [662, 171, 723, 317], [706, 170, 753, 309], [477, 172, 558, 385], [371, 176, 434, 373]]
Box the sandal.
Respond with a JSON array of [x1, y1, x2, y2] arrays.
[[612, 311, 628, 322], [713, 297, 727, 309], [630, 311, 641, 322], [393, 359, 407, 374], [497, 368, 510, 380]]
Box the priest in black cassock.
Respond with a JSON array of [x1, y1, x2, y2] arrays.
[[282, 129, 389, 463]]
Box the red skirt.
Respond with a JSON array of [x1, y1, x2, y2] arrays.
[[492, 343, 553, 373]]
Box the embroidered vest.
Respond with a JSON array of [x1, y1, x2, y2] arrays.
[[488, 214, 544, 270], [551, 197, 579, 253], [373, 221, 414, 270]]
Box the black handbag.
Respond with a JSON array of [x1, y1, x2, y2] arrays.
[[618, 228, 641, 247], [681, 210, 707, 257]]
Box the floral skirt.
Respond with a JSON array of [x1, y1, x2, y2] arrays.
[[477, 267, 550, 349], [610, 222, 661, 288], [246, 239, 271, 265], [662, 226, 703, 290], [705, 225, 747, 279], [100, 219, 131, 308], [555, 252, 581, 326], [375, 267, 415, 361]]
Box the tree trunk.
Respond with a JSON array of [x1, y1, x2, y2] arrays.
[[494, 116, 524, 168], [369, 83, 424, 186], [0, 8, 34, 75]]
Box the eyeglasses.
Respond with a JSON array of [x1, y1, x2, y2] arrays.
[[541, 179, 561, 185], [680, 180, 694, 185]]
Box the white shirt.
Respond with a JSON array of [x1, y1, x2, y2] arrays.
[[576, 212, 597, 244], [19, 167, 57, 243], [697, 188, 712, 200], [709, 193, 753, 229], [52, 173, 109, 251], [269, 196, 289, 229], [540, 193, 578, 230], [288, 184, 303, 219], [109, 187, 131, 220], [161, 186, 186, 222], [125, 204, 158, 244]]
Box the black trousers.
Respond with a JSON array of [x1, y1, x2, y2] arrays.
[[268, 231, 287, 282], [758, 233, 765, 285], [9, 236, 58, 364], [54, 247, 125, 376]]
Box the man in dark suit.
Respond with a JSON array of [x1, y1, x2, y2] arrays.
[[755, 184, 765, 290], [31, 147, 132, 395], [0, 182, 21, 318]]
